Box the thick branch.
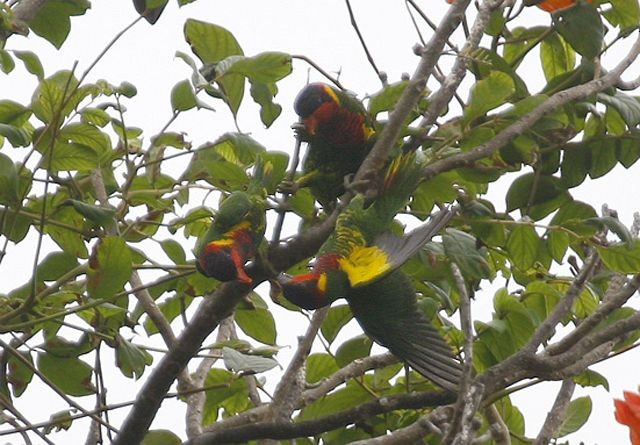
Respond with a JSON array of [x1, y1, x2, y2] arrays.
[[186, 390, 456, 444], [532, 380, 575, 445], [422, 34, 640, 180], [113, 212, 338, 445]]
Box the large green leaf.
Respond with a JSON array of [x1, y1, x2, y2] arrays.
[[597, 240, 640, 274], [234, 308, 277, 346], [540, 32, 575, 81], [115, 335, 153, 379], [306, 353, 339, 384], [184, 19, 244, 115], [29, 0, 91, 49], [87, 237, 133, 299], [37, 352, 95, 396], [464, 71, 515, 123], [335, 335, 372, 368], [555, 396, 592, 437], [555, 4, 604, 59], [7, 351, 34, 397], [507, 223, 540, 270], [321, 304, 353, 344], [217, 52, 292, 84], [0, 152, 19, 206]]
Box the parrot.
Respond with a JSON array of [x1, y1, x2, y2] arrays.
[[195, 157, 270, 285], [280, 153, 462, 390], [292, 82, 376, 208]]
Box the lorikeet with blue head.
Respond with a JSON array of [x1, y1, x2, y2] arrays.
[[293, 82, 375, 208], [195, 157, 271, 284], [280, 153, 462, 390]]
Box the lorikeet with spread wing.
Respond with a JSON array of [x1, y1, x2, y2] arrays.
[[293, 82, 375, 208], [195, 158, 270, 284], [280, 154, 462, 390]]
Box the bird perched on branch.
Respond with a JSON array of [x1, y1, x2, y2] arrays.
[[292, 82, 375, 208], [280, 153, 462, 390], [195, 157, 271, 284]]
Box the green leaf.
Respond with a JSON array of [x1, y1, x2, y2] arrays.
[[540, 32, 575, 81], [13, 50, 44, 79], [555, 396, 592, 437], [234, 308, 277, 345], [507, 223, 539, 270], [0, 123, 31, 147], [87, 237, 133, 299], [555, 4, 604, 59], [142, 430, 181, 445], [0, 152, 19, 206], [335, 335, 372, 368], [80, 107, 111, 127], [44, 142, 99, 172], [60, 122, 112, 155], [598, 92, 640, 129], [0, 49, 15, 74], [171, 79, 197, 111], [37, 352, 95, 396], [0, 100, 32, 126], [7, 351, 34, 397], [61, 199, 116, 228], [561, 145, 590, 188], [37, 251, 80, 282], [506, 173, 571, 220], [596, 240, 640, 274], [29, 0, 91, 49], [222, 347, 279, 374], [115, 335, 153, 379], [588, 139, 618, 179], [603, 0, 640, 29], [573, 369, 610, 390], [368, 81, 409, 117], [306, 353, 339, 384], [31, 70, 81, 123], [443, 228, 492, 280], [217, 52, 292, 84], [249, 81, 282, 128], [299, 379, 373, 421], [464, 71, 515, 123], [321, 304, 353, 344], [184, 19, 244, 115], [161, 239, 186, 264], [202, 368, 249, 424]]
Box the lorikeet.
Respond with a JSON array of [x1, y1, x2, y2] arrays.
[[280, 154, 462, 390], [195, 159, 270, 284], [293, 82, 375, 208]]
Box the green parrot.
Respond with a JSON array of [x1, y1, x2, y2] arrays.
[[280, 153, 462, 390], [195, 158, 270, 285], [293, 82, 375, 208]]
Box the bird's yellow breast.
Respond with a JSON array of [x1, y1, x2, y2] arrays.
[[338, 246, 390, 287]]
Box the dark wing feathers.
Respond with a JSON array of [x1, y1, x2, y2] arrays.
[[347, 270, 462, 391], [368, 208, 454, 283]]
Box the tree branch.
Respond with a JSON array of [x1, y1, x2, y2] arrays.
[[353, 0, 473, 186], [422, 33, 640, 180], [532, 379, 575, 445], [186, 390, 457, 444]]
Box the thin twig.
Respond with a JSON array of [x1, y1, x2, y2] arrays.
[[344, 0, 384, 84]]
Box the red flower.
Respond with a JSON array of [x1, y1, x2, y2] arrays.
[[615, 390, 640, 445]]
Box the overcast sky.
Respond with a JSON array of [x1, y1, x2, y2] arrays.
[[2, 1, 640, 443]]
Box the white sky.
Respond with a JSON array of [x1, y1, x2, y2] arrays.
[[2, 1, 639, 444]]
